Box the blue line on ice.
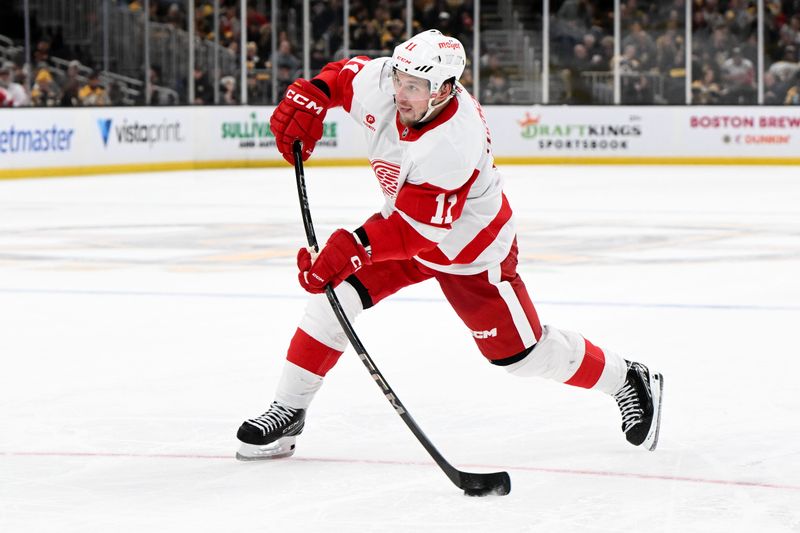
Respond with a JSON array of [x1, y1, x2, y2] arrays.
[[1, 287, 798, 312]]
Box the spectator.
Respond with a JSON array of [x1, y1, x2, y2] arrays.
[[785, 72, 800, 104], [165, 2, 186, 30], [275, 64, 293, 99], [763, 71, 790, 104], [311, 0, 335, 40], [691, 64, 722, 104], [143, 65, 173, 105], [59, 60, 83, 107], [310, 41, 328, 72], [107, 80, 125, 105], [768, 45, 799, 84], [247, 72, 270, 104], [33, 39, 53, 69], [779, 14, 800, 49], [563, 43, 594, 103], [247, 4, 268, 34], [481, 72, 511, 104], [193, 66, 213, 104], [618, 43, 641, 72], [221, 75, 237, 104], [220, 5, 241, 46], [0, 61, 30, 106], [600, 35, 616, 67], [721, 46, 756, 103], [256, 20, 274, 63], [622, 21, 656, 70], [480, 51, 504, 79], [271, 40, 300, 77], [583, 33, 605, 66], [382, 19, 406, 51], [78, 71, 109, 106], [655, 23, 683, 73], [246, 41, 260, 71], [31, 68, 61, 107], [351, 20, 382, 52]]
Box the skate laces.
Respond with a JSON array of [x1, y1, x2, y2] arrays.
[[614, 381, 643, 433], [247, 402, 297, 435]]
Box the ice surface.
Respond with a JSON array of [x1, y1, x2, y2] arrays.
[[1, 165, 799, 532]]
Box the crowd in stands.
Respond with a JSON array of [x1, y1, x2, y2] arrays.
[[1, 0, 799, 107], [552, 0, 800, 104], [0, 56, 118, 107]]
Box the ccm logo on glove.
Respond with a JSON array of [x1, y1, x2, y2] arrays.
[[286, 88, 326, 115], [269, 78, 331, 164], [297, 229, 372, 293]]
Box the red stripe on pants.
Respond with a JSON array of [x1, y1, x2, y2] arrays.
[[287, 328, 343, 377], [564, 339, 605, 389]]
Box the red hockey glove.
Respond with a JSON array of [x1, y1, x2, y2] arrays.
[[297, 229, 372, 293], [270, 78, 330, 164]]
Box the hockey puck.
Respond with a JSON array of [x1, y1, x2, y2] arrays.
[[463, 488, 493, 497], [463, 484, 510, 497], [460, 471, 511, 497]]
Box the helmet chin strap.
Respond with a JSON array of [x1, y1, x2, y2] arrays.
[[417, 94, 453, 124]]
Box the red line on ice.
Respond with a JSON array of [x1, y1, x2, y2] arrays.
[[3, 450, 798, 492]]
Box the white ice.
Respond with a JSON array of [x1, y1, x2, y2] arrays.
[[1, 164, 799, 532]]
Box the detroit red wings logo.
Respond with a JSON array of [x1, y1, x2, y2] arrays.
[[370, 159, 400, 199]]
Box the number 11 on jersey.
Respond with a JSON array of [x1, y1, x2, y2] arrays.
[[431, 193, 457, 225]]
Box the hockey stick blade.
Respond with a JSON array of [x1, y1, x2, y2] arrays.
[[291, 140, 511, 497], [460, 471, 511, 497]]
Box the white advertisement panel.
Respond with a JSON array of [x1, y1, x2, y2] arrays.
[[199, 107, 366, 162], [2, 105, 799, 178], [486, 106, 800, 160], [0, 107, 195, 171], [0, 108, 81, 169]]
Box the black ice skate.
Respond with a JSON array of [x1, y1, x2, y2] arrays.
[[236, 401, 306, 461], [613, 361, 663, 451]]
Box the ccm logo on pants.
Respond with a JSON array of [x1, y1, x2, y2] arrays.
[[471, 328, 497, 339]]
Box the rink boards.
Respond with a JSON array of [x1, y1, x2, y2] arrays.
[[1, 105, 800, 179]]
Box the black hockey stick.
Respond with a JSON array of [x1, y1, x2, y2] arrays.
[[291, 140, 510, 497]]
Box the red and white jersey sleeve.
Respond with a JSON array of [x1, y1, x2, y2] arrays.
[[345, 57, 515, 275]]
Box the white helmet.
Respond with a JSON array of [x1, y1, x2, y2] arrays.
[[389, 30, 466, 94]]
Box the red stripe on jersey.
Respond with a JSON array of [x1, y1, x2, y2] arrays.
[[287, 327, 343, 377], [452, 193, 512, 264], [395, 167, 479, 230], [564, 339, 606, 389], [417, 192, 512, 266]]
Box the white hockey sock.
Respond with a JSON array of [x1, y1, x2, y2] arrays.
[[298, 281, 364, 352], [504, 325, 627, 395], [274, 361, 324, 410]]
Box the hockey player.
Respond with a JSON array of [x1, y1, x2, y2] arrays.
[[236, 30, 663, 460]]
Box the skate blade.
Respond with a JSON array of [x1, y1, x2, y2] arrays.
[[236, 436, 297, 461], [643, 373, 664, 451]]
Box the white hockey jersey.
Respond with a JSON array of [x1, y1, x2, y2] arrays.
[[325, 56, 515, 275]]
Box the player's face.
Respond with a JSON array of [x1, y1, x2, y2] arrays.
[[392, 70, 434, 126]]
